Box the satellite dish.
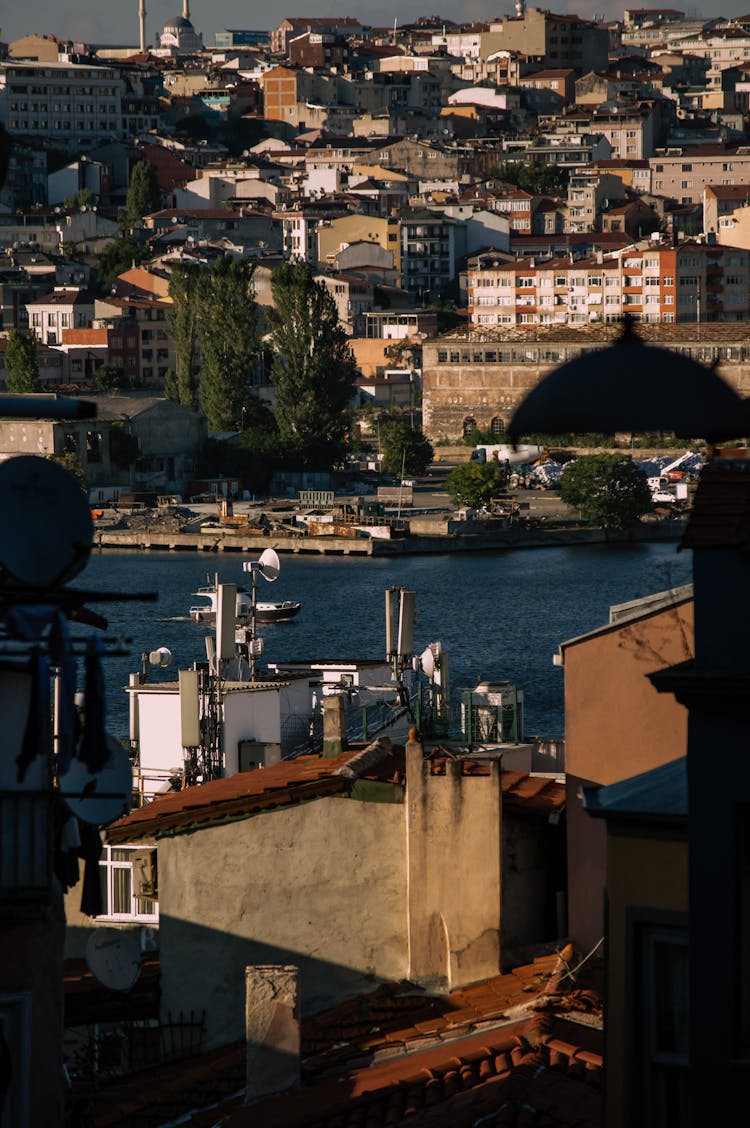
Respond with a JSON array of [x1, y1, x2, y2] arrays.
[[257, 547, 280, 582], [420, 645, 436, 678], [86, 928, 141, 991], [0, 455, 93, 588], [149, 646, 172, 667], [59, 735, 133, 826]]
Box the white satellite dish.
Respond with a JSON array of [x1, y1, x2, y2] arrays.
[[0, 454, 93, 588], [86, 928, 141, 991], [149, 646, 172, 667], [420, 645, 436, 678], [258, 547, 280, 582], [59, 734, 133, 826]]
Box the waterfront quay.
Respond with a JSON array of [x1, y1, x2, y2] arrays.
[[93, 519, 686, 556]]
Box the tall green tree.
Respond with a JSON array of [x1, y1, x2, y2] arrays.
[[196, 256, 259, 431], [5, 330, 41, 392], [560, 454, 653, 529], [166, 265, 202, 410], [380, 419, 433, 477], [126, 159, 161, 226], [95, 237, 150, 294], [267, 262, 358, 470]]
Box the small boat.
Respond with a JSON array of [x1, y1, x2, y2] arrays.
[[189, 582, 301, 625]]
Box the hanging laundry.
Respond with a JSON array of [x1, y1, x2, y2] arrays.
[[15, 648, 51, 784], [79, 637, 109, 773], [49, 612, 79, 774]]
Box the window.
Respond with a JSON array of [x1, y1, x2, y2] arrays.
[[490, 416, 504, 435], [633, 921, 688, 1126], [462, 417, 476, 435], [97, 845, 159, 922]]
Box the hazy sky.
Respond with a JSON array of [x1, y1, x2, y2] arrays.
[[0, 2, 740, 49]]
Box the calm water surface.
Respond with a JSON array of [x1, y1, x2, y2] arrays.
[[71, 541, 693, 743]]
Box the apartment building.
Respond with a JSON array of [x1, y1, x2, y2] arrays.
[[400, 207, 461, 301], [26, 286, 95, 346], [94, 296, 176, 385], [0, 60, 124, 149], [566, 171, 629, 232], [465, 240, 750, 328], [481, 8, 609, 74], [704, 182, 750, 235], [650, 145, 750, 206]]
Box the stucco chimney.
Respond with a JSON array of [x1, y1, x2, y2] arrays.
[[322, 694, 347, 758], [245, 964, 300, 1103]]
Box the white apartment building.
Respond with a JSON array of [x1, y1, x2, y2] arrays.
[[466, 241, 750, 327], [0, 61, 124, 149], [26, 287, 96, 346]]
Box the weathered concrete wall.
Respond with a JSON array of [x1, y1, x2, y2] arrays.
[[406, 740, 503, 990], [158, 793, 407, 1050]]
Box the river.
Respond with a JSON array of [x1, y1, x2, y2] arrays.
[[69, 540, 694, 744]]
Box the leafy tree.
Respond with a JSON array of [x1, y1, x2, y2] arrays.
[[51, 450, 86, 487], [267, 262, 358, 470], [126, 159, 161, 226], [560, 453, 653, 529], [166, 265, 202, 410], [64, 187, 96, 210], [5, 330, 41, 392], [491, 159, 569, 196], [196, 256, 260, 431], [445, 461, 508, 509], [92, 363, 122, 393], [380, 419, 433, 477], [95, 237, 150, 294]]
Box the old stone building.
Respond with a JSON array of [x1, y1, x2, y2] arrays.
[[421, 322, 750, 442]]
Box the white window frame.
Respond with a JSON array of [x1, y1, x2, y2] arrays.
[[97, 844, 159, 923]]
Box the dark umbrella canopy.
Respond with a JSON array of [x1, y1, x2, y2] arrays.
[[507, 317, 747, 443]]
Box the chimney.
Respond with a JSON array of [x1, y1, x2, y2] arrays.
[[245, 965, 300, 1103], [322, 694, 347, 758]]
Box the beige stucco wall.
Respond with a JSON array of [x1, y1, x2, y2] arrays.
[[158, 793, 408, 1049], [604, 831, 688, 1128], [406, 744, 503, 989], [563, 600, 692, 954]]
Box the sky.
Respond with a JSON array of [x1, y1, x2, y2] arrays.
[[1, 2, 741, 51]]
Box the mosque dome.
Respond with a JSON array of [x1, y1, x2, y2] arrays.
[[165, 15, 193, 29]]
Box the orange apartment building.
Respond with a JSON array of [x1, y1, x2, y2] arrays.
[[466, 239, 750, 326]]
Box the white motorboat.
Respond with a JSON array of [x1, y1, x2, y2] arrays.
[[189, 582, 301, 625]]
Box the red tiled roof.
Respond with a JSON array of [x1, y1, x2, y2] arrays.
[[88, 957, 603, 1128], [27, 288, 95, 307], [61, 329, 108, 345], [107, 746, 564, 844], [137, 141, 198, 191]]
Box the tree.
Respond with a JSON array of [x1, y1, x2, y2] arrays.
[[5, 329, 41, 392], [196, 256, 260, 431], [379, 419, 433, 477], [92, 363, 123, 393], [50, 450, 86, 488], [445, 461, 509, 509], [166, 265, 202, 410], [95, 237, 150, 294], [126, 159, 161, 226], [63, 187, 96, 210], [560, 453, 653, 529], [267, 262, 358, 470]]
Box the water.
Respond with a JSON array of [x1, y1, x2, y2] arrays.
[[69, 541, 693, 743]]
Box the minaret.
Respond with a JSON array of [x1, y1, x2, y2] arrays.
[[139, 0, 146, 51], [183, 0, 190, 19]]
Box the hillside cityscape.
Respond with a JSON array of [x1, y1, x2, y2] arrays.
[[2, 7, 748, 1128]]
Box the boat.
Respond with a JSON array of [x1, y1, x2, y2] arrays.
[[189, 582, 301, 625]]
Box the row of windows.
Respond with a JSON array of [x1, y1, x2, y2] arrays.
[[435, 343, 750, 364]]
